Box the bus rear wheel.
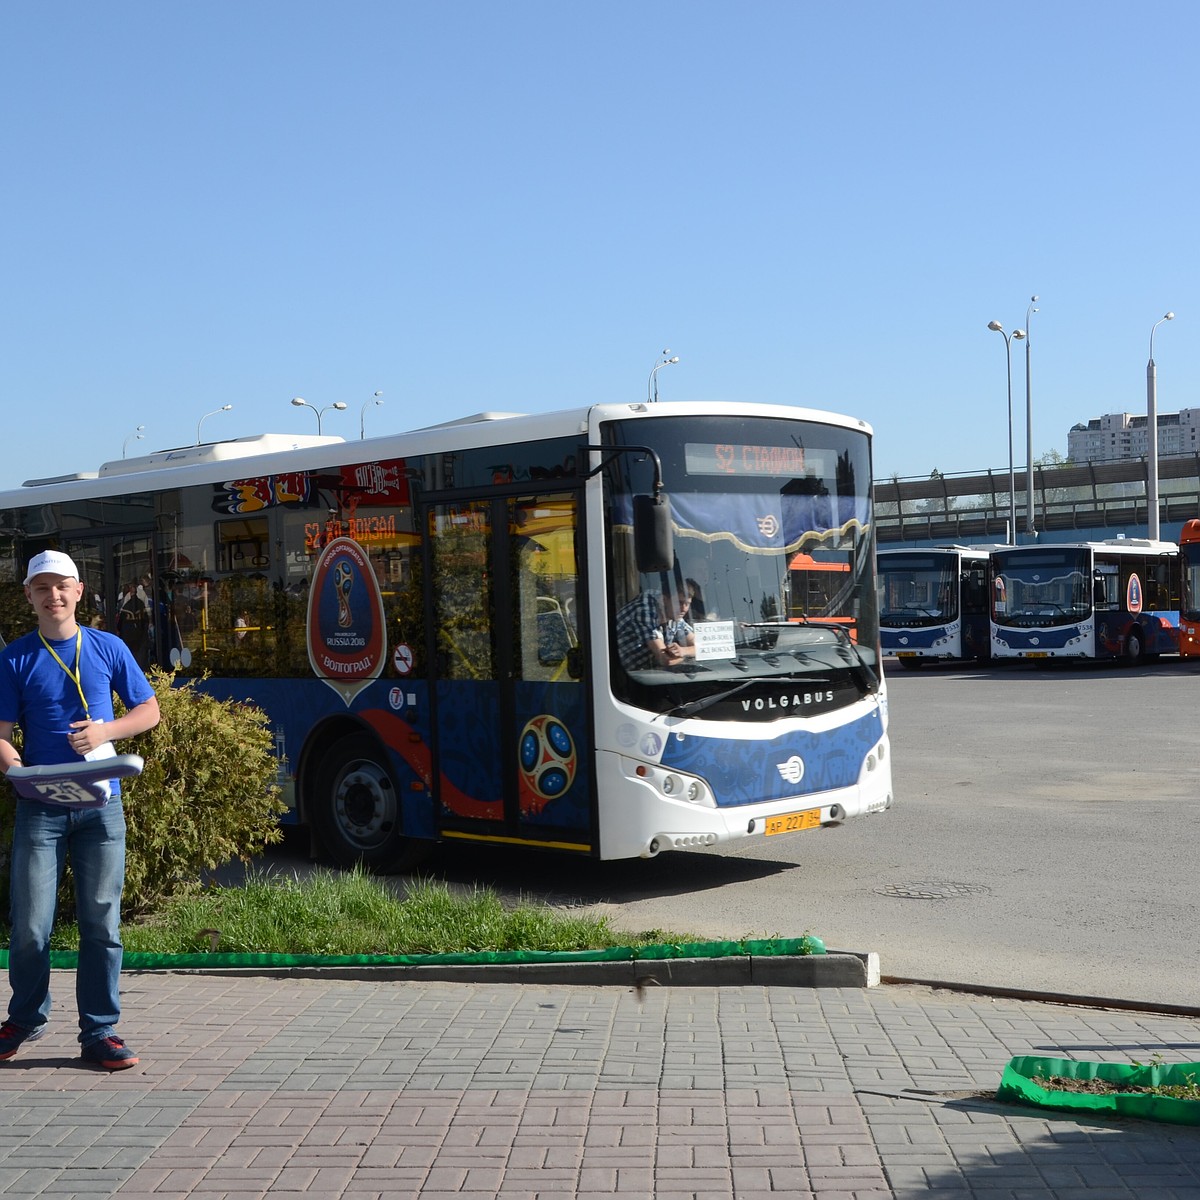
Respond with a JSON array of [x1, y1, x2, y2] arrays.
[[1124, 626, 1145, 666], [311, 732, 430, 873]]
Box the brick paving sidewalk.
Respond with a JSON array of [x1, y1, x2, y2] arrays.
[[0, 971, 1196, 1198]]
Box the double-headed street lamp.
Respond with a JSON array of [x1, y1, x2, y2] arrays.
[[291, 397, 347, 435], [647, 349, 679, 403], [987, 321, 1026, 542], [1023, 296, 1039, 536], [1147, 311, 1174, 540], [122, 424, 146, 458], [360, 390, 383, 439]]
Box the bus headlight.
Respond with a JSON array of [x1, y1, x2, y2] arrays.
[[863, 737, 888, 774], [629, 760, 714, 806]]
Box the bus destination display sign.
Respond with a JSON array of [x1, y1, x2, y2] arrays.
[[685, 442, 807, 477]]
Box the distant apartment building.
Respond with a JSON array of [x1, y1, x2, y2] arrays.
[[1067, 408, 1200, 464]]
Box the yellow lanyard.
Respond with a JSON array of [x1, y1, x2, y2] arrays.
[[38, 629, 91, 722]]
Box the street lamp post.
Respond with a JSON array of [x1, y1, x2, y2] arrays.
[[360, 390, 384, 439], [1024, 295, 1039, 536], [647, 349, 679, 403], [987, 322, 1026, 542], [196, 405, 232, 445], [122, 424, 146, 458], [1147, 311, 1174, 541], [291, 397, 348, 435]]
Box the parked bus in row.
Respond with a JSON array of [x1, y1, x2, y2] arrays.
[[0, 401, 893, 870], [990, 539, 1180, 663], [786, 551, 855, 625], [1179, 519, 1200, 658], [877, 546, 992, 667]]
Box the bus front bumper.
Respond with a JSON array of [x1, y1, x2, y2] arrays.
[[594, 740, 894, 861]]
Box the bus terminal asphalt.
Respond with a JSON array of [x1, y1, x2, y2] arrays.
[[0, 967, 1198, 1198]]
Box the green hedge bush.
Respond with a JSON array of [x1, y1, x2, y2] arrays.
[[0, 667, 286, 919]]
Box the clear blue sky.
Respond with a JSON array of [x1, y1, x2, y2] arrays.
[[3, 1, 1197, 490]]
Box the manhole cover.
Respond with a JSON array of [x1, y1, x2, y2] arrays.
[[874, 880, 991, 900]]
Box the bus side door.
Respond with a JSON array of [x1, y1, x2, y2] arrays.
[[426, 490, 593, 853]]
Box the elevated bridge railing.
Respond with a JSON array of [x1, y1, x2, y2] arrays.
[[874, 455, 1200, 546]]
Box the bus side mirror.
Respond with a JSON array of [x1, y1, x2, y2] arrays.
[[633, 492, 674, 574]]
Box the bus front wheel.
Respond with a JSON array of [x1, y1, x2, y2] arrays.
[[1124, 626, 1145, 666], [310, 732, 430, 873]]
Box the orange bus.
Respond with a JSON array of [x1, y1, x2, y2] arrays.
[[1180, 519, 1200, 657]]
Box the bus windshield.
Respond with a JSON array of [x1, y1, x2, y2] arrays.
[[878, 552, 962, 626], [1183, 541, 1200, 621], [992, 547, 1091, 627], [603, 414, 879, 718]]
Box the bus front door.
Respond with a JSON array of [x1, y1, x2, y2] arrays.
[[427, 491, 592, 854]]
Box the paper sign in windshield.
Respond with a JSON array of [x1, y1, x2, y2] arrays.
[[694, 620, 737, 661]]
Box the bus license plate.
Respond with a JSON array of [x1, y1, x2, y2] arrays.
[[764, 808, 821, 836], [1024, 651, 1049, 659]]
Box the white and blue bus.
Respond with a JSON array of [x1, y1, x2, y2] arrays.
[[0, 401, 893, 869], [877, 546, 992, 667], [989, 539, 1180, 663]]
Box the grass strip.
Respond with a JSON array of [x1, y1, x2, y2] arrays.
[[29, 868, 824, 965]]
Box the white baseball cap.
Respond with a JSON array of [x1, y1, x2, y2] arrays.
[[23, 550, 81, 585]]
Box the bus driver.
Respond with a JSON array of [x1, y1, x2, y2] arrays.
[[615, 588, 695, 670]]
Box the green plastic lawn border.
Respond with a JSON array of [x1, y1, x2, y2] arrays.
[[3, 934, 827, 971], [997, 1055, 1200, 1126]]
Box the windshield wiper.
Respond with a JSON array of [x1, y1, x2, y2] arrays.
[[825, 623, 879, 694], [739, 619, 878, 695], [668, 674, 833, 719], [668, 678, 763, 718]]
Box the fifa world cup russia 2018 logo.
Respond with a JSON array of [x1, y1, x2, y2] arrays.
[[306, 536, 387, 707], [517, 715, 577, 815], [335, 561, 354, 628]]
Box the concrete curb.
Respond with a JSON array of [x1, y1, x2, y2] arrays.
[[142, 949, 880, 988], [883, 974, 1200, 1017]]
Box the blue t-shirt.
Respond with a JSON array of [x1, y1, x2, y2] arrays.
[[0, 626, 155, 798]]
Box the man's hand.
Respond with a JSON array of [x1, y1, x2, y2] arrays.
[[68, 720, 109, 756]]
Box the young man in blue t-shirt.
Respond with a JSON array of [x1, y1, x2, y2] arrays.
[[0, 550, 160, 1069]]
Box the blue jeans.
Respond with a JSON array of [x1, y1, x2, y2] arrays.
[[8, 798, 127, 1046]]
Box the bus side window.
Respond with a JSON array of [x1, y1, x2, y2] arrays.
[[1148, 562, 1170, 609], [511, 494, 580, 683], [216, 517, 270, 573]]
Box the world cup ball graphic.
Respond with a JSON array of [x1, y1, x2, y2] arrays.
[[518, 715, 576, 814]]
